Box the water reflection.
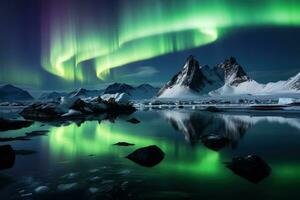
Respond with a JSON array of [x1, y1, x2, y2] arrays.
[[161, 110, 300, 146], [46, 110, 300, 180], [47, 119, 223, 177], [161, 111, 250, 146]]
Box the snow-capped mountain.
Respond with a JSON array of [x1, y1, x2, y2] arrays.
[[216, 57, 251, 86], [0, 84, 34, 102], [104, 83, 159, 100], [157, 56, 223, 98], [157, 56, 300, 98], [157, 55, 223, 98]]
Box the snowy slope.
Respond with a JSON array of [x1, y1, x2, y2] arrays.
[[210, 72, 300, 96], [158, 56, 299, 98]]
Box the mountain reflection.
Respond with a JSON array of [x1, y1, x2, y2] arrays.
[[161, 110, 300, 147]]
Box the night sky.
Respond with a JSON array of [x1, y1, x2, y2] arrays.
[[0, 0, 300, 90]]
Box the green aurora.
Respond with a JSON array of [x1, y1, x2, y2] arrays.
[[41, 0, 300, 82]]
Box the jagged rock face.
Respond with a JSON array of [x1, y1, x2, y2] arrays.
[[157, 56, 218, 97], [286, 72, 300, 90], [216, 57, 250, 86]]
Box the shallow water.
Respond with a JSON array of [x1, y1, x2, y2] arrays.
[[1, 109, 300, 199]]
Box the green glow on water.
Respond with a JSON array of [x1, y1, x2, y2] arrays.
[[41, 0, 300, 81], [48, 121, 223, 177], [47, 120, 300, 180]]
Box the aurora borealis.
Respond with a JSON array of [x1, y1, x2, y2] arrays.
[[1, 0, 300, 88]]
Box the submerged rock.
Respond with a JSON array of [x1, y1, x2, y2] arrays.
[[34, 186, 49, 193], [0, 145, 16, 170], [127, 118, 140, 124], [88, 187, 99, 194], [57, 182, 78, 191], [0, 118, 33, 131], [201, 134, 229, 151], [113, 142, 135, 146], [126, 145, 165, 167], [225, 155, 271, 183]]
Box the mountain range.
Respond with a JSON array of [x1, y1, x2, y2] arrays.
[[1, 56, 299, 102], [157, 56, 300, 98], [0, 84, 34, 102], [38, 83, 159, 101], [103, 83, 159, 100]]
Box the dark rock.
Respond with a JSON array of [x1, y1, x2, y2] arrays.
[[0, 145, 16, 170], [19, 102, 62, 119], [201, 134, 229, 151], [126, 118, 140, 124], [0, 118, 33, 131], [126, 145, 165, 167], [114, 142, 135, 146], [217, 57, 251, 86], [69, 99, 93, 114], [205, 106, 222, 112], [225, 155, 271, 183]]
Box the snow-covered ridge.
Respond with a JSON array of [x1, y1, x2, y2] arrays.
[[210, 72, 300, 96], [157, 55, 223, 98], [157, 55, 300, 98]]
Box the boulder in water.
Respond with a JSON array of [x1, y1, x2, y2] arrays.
[[126, 145, 164, 167], [225, 155, 271, 183]]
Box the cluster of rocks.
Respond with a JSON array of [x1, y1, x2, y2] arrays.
[[19, 95, 136, 121]]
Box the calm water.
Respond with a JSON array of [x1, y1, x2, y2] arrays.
[[1, 109, 300, 199]]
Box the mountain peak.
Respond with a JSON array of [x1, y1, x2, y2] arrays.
[[217, 57, 250, 86], [0, 84, 33, 101], [157, 56, 223, 97], [225, 57, 238, 65]]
